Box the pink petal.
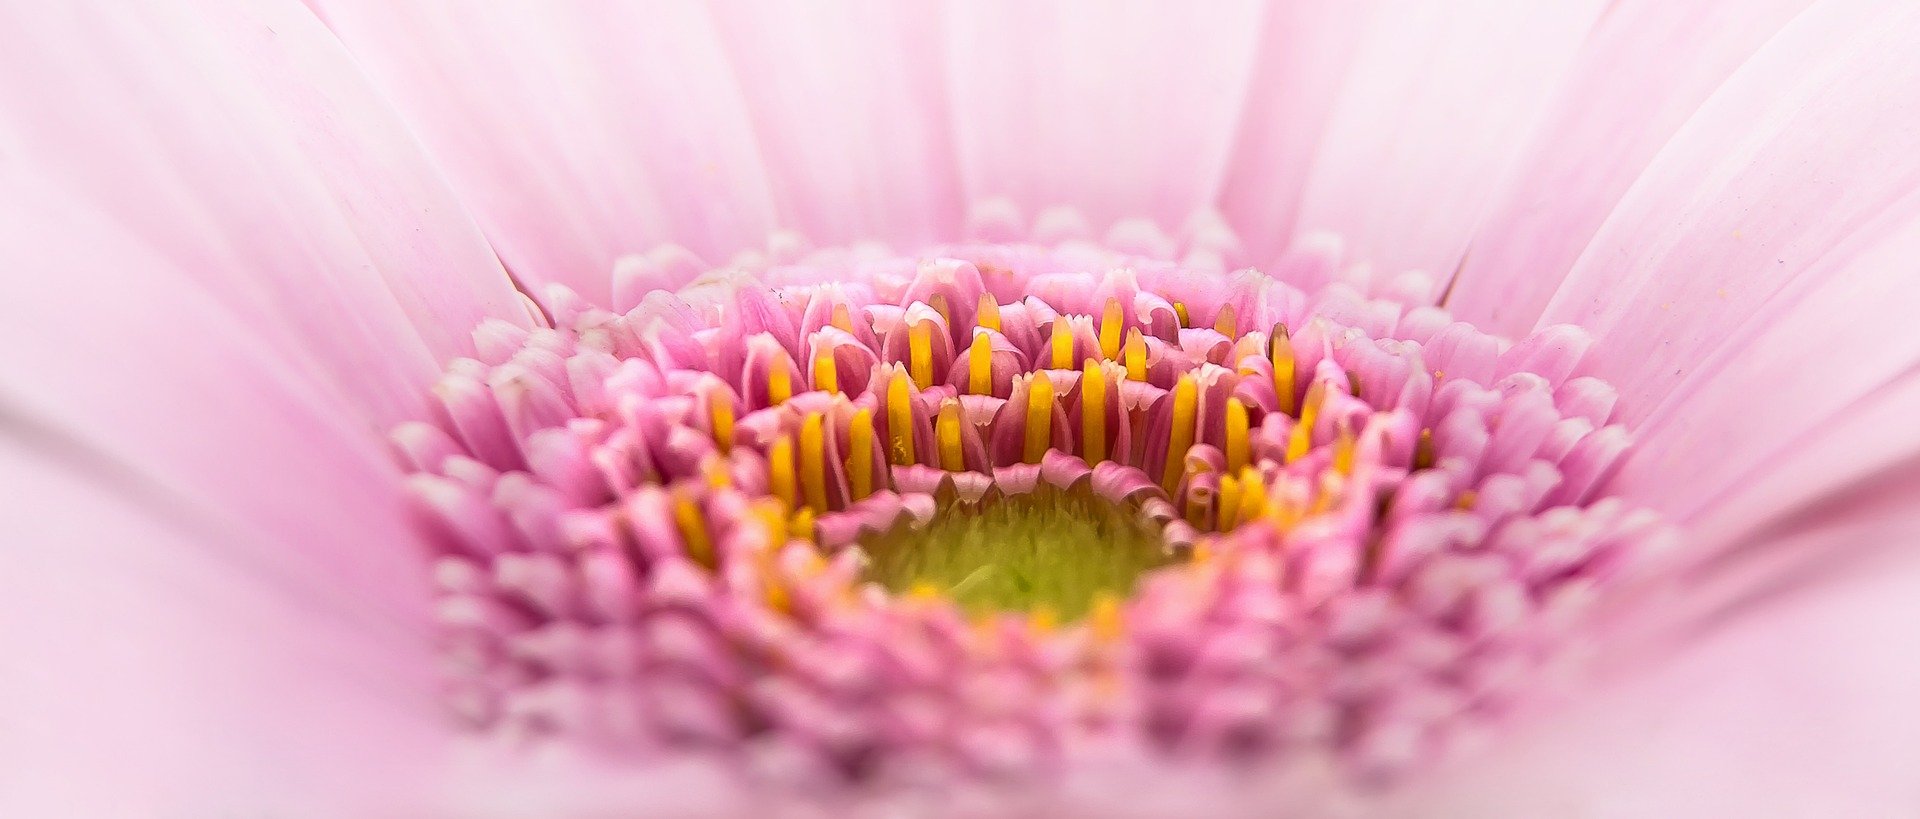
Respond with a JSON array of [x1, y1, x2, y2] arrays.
[[1528, 0, 1920, 528], [0, 1, 524, 425], [1282, 0, 1608, 284], [940, 0, 1266, 229], [709, 1, 964, 249], [1388, 487, 1920, 815], [0, 1, 525, 809], [314, 0, 782, 303], [1445, 0, 1816, 336], [0, 430, 444, 814], [1216, 1, 1376, 270]]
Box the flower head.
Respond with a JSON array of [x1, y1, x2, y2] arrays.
[[7, 1, 1920, 815]]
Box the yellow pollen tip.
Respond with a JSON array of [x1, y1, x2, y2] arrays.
[[1270, 324, 1296, 417], [1173, 301, 1190, 328], [812, 348, 838, 394], [1050, 315, 1073, 369], [768, 357, 793, 406], [1332, 421, 1356, 476], [1161, 375, 1199, 495], [1124, 328, 1147, 382], [930, 293, 951, 326], [1081, 359, 1107, 464], [847, 407, 876, 501], [704, 457, 731, 490], [751, 497, 789, 546], [1235, 466, 1266, 524], [1218, 474, 1243, 531], [908, 320, 934, 389], [1213, 303, 1238, 338], [1287, 380, 1326, 463], [937, 399, 966, 472], [769, 434, 797, 508], [1029, 606, 1060, 633], [975, 294, 1001, 333], [789, 505, 815, 543], [799, 413, 829, 512], [1225, 397, 1250, 474], [1090, 593, 1124, 642], [967, 331, 993, 395], [830, 302, 855, 333], [1099, 297, 1124, 360], [671, 491, 714, 568], [1023, 372, 1056, 464], [709, 395, 735, 452], [886, 371, 917, 466], [1415, 428, 1436, 470]]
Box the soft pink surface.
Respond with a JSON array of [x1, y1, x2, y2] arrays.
[[4, 0, 1920, 813]]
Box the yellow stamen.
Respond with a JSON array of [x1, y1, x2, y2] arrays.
[[672, 491, 713, 568], [936, 400, 965, 471], [1270, 324, 1296, 417], [1218, 473, 1242, 531], [1050, 315, 1073, 369], [799, 413, 829, 512], [1090, 592, 1124, 642], [908, 320, 934, 389], [975, 294, 1001, 333], [1173, 301, 1190, 328], [1332, 421, 1356, 476], [1287, 380, 1326, 463], [886, 371, 917, 466], [1124, 327, 1147, 382], [750, 497, 788, 546], [908, 581, 944, 602], [1080, 359, 1107, 463], [1099, 297, 1124, 360], [704, 457, 731, 490], [1415, 428, 1436, 470], [768, 358, 792, 406], [709, 395, 735, 452], [1213, 303, 1237, 338], [967, 331, 993, 395], [1224, 397, 1249, 474], [812, 348, 838, 394], [929, 293, 952, 327], [789, 506, 815, 542], [1029, 606, 1060, 633], [1160, 375, 1198, 495], [768, 434, 797, 508], [847, 407, 875, 502], [830, 302, 855, 333], [1023, 372, 1055, 464], [1236, 466, 1266, 524], [1455, 490, 1479, 510]]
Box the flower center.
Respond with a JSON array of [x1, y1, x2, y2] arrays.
[[395, 211, 1670, 789], [860, 488, 1176, 620]]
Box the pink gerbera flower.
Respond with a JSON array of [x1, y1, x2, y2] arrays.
[[6, 1, 1920, 815]]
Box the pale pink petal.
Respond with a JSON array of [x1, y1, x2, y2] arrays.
[[1445, 0, 1816, 336], [709, 1, 964, 249], [0, 0, 524, 424], [0, 2, 524, 809], [314, 0, 781, 303], [1613, 201, 1920, 542], [1216, 0, 1377, 269], [940, 0, 1266, 229], [1284, 0, 1607, 285], [1530, 1, 1920, 523], [1385, 486, 1920, 816], [0, 439, 445, 814]]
